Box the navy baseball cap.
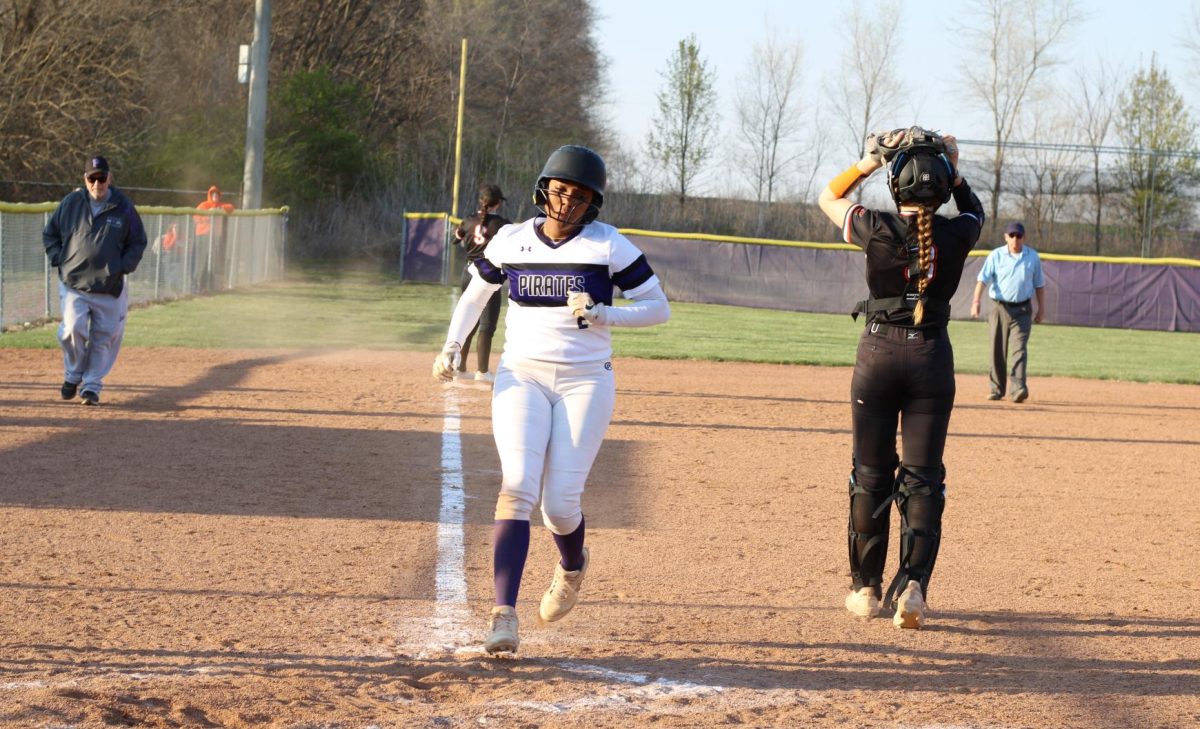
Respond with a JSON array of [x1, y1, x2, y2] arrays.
[[84, 155, 110, 175], [1005, 221, 1025, 236]]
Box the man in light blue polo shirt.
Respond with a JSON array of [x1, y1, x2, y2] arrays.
[[970, 221, 1045, 403]]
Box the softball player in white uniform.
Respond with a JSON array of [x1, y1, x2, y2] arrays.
[[433, 145, 670, 654]]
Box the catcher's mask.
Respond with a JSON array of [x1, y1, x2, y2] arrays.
[[888, 146, 954, 207], [533, 145, 606, 225]]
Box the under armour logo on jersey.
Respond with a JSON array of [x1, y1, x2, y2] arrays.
[[520, 245, 532, 252]]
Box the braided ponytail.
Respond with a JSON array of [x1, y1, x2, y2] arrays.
[[476, 183, 505, 216], [911, 205, 935, 325]]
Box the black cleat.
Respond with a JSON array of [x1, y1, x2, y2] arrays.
[[61, 381, 78, 400], [80, 390, 100, 406], [1012, 390, 1028, 403], [986, 392, 1002, 401]]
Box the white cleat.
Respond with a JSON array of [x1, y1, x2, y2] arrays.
[[893, 580, 927, 629], [484, 605, 519, 654], [539, 547, 589, 623], [845, 586, 882, 618], [474, 371, 495, 383]]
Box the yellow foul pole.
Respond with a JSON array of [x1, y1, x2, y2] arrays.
[[451, 38, 468, 217]]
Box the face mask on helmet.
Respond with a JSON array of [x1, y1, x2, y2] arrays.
[[532, 145, 607, 224], [888, 150, 953, 207], [538, 182, 600, 225]]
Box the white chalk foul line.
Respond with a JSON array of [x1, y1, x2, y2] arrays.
[[427, 388, 473, 652], [531, 660, 726, 710]]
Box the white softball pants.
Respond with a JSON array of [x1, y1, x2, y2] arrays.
[[58, 282, 128, 395], [491, 355, 615, 535]]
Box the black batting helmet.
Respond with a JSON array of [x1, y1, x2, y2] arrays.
[[533, 145, 606, 224], [888, 148, 954, 207]]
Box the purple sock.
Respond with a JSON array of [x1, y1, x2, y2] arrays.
[[553, 516, 586, 572], [493, 519, 530, 607]]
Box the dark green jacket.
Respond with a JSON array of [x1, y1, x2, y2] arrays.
[[43, 186, 148, 296]]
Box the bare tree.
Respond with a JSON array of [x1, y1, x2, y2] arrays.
[[0, 0, 595, 251], [824, 0, 903, 163], [1182, 1, 1200, 90], [416, 0, 604, 210], [795, 103, 831, 206], [1011, 110, 1086, 246], [0, 1, 153, 185], [957, 0, 1084, 235], [795, 104, 832, 240], [646, 34, 720, 206], [270, 0, 438, 147], [475, 0, 604, 157], [1072, 60, 1123, 253], [733, 28, 805, 220]]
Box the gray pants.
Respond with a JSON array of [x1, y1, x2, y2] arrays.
[[987, 299, 1032, 397], [59, 282, 128, 395]]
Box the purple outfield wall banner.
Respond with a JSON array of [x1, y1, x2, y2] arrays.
[[400, 215, 1199, 332], [401, 217, 447, 283], [627, 234, 1200, 333]]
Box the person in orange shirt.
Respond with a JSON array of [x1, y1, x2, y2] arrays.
[[194, 185, 235, 289], [194, 185, 234, 236]]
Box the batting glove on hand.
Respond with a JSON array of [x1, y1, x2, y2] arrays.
[[432, 342, 462, 382], [567, 291, 606, 326]]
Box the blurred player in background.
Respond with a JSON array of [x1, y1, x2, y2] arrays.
[[433, 145, 670, 654], [452, 183, 511, 381], [43, 154, 148, 406], [818, 127, 985, 628]]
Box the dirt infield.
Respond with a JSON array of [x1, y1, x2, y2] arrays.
[[0, 347, 1197, 728]]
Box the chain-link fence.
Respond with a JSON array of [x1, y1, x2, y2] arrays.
[[0, 202, 287, 330]]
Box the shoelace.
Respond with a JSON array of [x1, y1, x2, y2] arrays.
[[549, 573, 571, 597], [492, 613, 517, 631]]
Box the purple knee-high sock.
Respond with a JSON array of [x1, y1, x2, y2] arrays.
[[493, 519, 530, 607], [552, 516, 586, 572]]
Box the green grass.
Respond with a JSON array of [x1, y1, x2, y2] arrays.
[[3, 270, 1197, 383]]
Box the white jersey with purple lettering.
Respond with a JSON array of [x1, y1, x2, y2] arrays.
[[470, 216, 659, 363]]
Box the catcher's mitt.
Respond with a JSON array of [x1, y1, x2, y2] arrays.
[[865, 126, 946, 164]]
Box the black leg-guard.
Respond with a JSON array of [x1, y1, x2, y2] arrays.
[[847, 456, 898, 593], [883, 464, 946, 610]]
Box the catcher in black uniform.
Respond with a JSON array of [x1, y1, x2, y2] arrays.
[[818, 127, 985, 628], [453, 183, 512, 380]]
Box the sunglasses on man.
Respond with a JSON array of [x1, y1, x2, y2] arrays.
[[86, 174, 108, 184], [1007, 232, 1023, 239]]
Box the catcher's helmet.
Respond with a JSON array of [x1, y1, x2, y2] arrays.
[[533, 145, 606, 224], [888, 147, 954, 207]]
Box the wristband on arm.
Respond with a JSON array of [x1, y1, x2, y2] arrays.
[[828, 164, 866, 199]]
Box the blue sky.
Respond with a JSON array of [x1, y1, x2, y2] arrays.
[[592, 0, 1200, 195]]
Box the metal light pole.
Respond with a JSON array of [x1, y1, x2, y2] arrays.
[[451, 38, 468, 218], [242, 0, 271, 210]]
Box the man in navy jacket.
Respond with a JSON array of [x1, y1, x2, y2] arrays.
[[43, 154, 147, 406]]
